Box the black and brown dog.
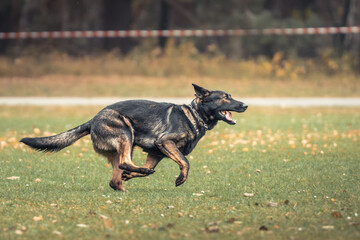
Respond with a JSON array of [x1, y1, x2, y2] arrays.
[[20, 84, 247, 191]]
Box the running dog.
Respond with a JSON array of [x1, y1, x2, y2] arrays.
[[20, 84, 248, 191]]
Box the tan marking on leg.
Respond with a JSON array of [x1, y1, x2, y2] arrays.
[[108, 155, 125, 191]]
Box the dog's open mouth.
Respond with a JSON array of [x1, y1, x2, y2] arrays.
[[220, 110, 237, 125]]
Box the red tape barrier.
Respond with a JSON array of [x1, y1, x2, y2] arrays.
[[1, 26, 359, 39]]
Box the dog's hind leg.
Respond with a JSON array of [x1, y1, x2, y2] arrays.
[[92, 112, 155, 175], [108, 154, 126, 191], [122, 154, 162, 181], [116, 118, 155, 175]]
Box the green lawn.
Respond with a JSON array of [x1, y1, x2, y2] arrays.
[[0, 106, 359, 239]]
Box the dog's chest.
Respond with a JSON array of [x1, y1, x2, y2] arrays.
[[178, 132, 204, 156]]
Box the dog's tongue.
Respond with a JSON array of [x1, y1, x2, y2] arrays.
[[224, 111, 232, 121]]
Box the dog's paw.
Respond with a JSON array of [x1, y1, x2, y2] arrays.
[[109, 180, 126, 191], [121, 171, 133, 181], [119, 164, 155, 175], [139, 167, 155, 175], [175, 173, 187, 187]]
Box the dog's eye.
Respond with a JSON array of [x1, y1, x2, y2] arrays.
[[224, 94, 231, 99]]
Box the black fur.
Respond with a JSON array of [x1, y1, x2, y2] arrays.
[[20, 84, 247, 190], [20, 122, 91, 152]]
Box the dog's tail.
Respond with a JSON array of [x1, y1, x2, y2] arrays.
[[20, 121, 91, 152]]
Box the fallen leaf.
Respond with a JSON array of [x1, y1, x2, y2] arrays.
[[106, 200, 113, 204], [76, 224, 89, 228], [255, 169, 261, 173], [167, 205, 175, 209], [34, 178, 41, 182], [50, 203, 58, 207], [98, 214, 109, 220], [193, 193, 203, 196], [52, 230, 62, 235], [88, 210, 96, 216], [205, 226, 219, 233], [207, 222, 218, 226], [331, 211, 342, 218], [104, 219, 114, 229], [15, 230, 23, 235], [33, 216, 43, 221], [6, 176, 20, 180], [166, 223, 174, 228], [243, 193, 254, 197], [33, 128, 41, 135], [178, 212, 183, 217], [349, 222, 359, 226], [322, 225, 334, 230], [267, 202, 278, 207]]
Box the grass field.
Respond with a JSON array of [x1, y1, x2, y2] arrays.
[[1, 106, 359, 239]]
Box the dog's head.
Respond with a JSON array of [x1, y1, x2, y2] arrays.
[[192, 84, 247, 127]]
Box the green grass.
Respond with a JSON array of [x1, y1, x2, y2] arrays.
[[1, 106, 359, 239]]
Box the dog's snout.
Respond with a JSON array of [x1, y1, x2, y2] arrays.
[[242, 103, 248, 109]]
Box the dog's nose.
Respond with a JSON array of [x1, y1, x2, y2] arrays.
[[242, 103, 248, 109]]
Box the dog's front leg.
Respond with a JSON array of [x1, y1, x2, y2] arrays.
[[155, 139, 189, 187]]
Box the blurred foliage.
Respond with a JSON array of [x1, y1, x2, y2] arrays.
[[0, 0, 359, 72], [0, 41, 359, 78]]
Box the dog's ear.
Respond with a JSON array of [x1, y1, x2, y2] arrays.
[[192, 84, 211, 98]]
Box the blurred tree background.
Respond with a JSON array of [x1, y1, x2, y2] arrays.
[[0, 0, 359, 70]]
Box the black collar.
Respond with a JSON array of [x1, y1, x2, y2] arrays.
[[189, 99, 208, 130]]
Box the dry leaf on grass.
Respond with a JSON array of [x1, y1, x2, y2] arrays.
[[33, 216, 43, 221], [267, 202, 278, 207], [204, 226, 220, 233], [52, 230, 62, 235], [77, 224, 89, 228], [322, 225, 335, 230], [348, 222, 359, 226], [243, 193, 254, 197], [6, 176, 20, 180], [33, 128, 41, 135], [193, 193, 203, 196], [103, 219, 114, 229], [331, 211, 342, 218], [98, 214, 109, 220]]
